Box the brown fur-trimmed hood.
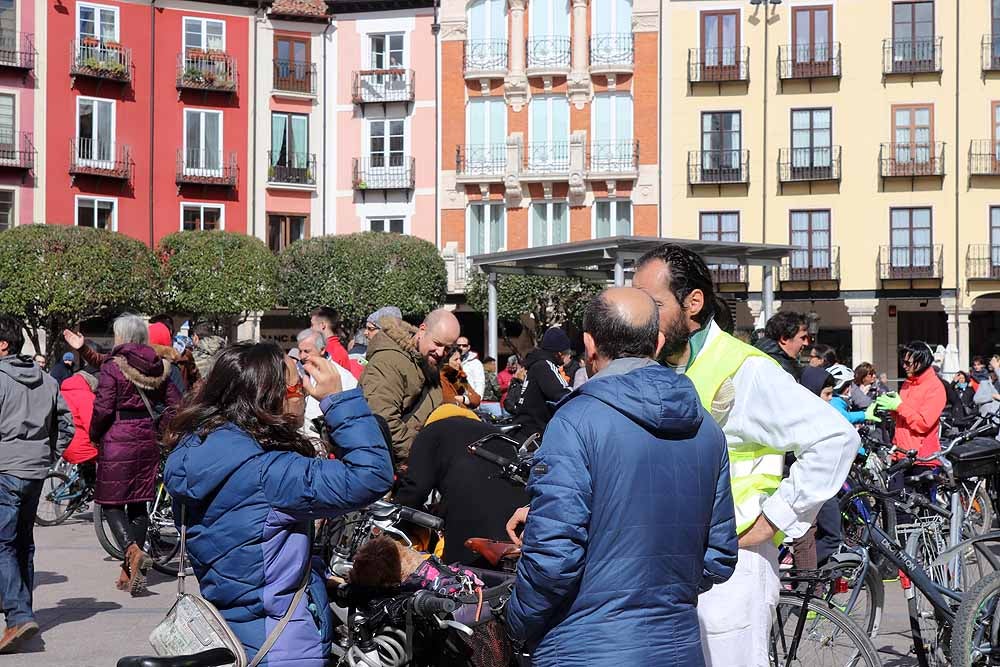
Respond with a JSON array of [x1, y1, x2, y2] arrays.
[[110, 343, 171, 390], [366, 317, 421, 363]]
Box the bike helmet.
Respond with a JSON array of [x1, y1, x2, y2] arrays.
[[827, 363, 854, 393]]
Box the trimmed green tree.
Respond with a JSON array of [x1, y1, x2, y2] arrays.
[[277, 232, 446, 332], [0, 224, 161, 354], [158, 230, 278, 329]]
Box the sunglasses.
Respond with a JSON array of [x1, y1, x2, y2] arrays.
[[285, 382, 306, 400]]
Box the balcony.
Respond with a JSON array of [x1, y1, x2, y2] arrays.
[[967, 244, 1000, 280], [777, 42, 841, 80], [983, 35, 1000, 72], [464, 39, 508, 78], [176, 51, 237, 93], [273, 60, 316, 97], [969, 140, 1000, 176], [522, 142, 570, 179], [0, 131, 35, 171], [589, 33, 634, 74], [687, 47, 749, 85], [879, 244, 943, 281], [456, 144, 506, 182], [69, 138, 132, 181], [587, 140, 638, 177], [175, 150, 238, 187], [778, 147, 842, 183], [71, 39, 131, 84], [0, 31, 36, 73], [687, 149, 749, 186], [879, 142, 945, 178], [352, 69, 414, 105], [780, 247, 841, 284], [526, 36, 571, 76], [352, 157, 415, 191], [710, 265, 747, 289], [882, 37, 942, 75], [443, 245, 471, 293], [267, 152, 317, 188]]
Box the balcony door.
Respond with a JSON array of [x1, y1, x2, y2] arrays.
[[275, 35, 310, 91], [892, 104, 933, 171], [591, 0, 632, 64], [468, 202, 505, 256], [367, 119, 405, 188], [890, 207, 933, 277], [701, 111, 741, 181], [791, 108, 832, 177], [592, 93, 633, 172], [993, 0, 1000, 63], [0, 0, 14, 64], [892, 1, 934, 71], [78, 3, 118, 43], [184, 109, 222, 177], [467, 0, 506, 70], [528, 0, 570, 67], [184, 18, 224, 53], [789, 210, 831, 280], [991, 208, 1000, 277], [271, 112, 309, 183], [528, 95, 569, 170], [530, 201, 568, 247], [699, 212, 740, 281], [701, 10, 739, 78], [267, 214, 306, 253], [466, 97, 506, 174], [77, 97, 114, 168], [791, 5, 832, 74], [0, 94, 14, 159]]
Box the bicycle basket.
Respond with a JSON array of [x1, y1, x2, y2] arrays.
[[459, 619, 513, 667], [947, 437, 1000, 479]]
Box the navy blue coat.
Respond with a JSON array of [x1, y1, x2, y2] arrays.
[[164, 389, 394, 666], [506, 363, 738, 667]]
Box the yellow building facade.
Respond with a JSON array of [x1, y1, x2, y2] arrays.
[[661, 0, 1000, 376]]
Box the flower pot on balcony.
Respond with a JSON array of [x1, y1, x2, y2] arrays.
[[207, 50, 226, 62], [81, 37, 100, 47], [104, 41, 122, 50]]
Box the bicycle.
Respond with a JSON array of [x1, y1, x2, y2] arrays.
[[35, 462, 94, 526], [94, 474, 182, 576]]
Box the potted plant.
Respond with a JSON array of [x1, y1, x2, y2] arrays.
[[207, 49, 227, 62], [104, 40, 122, 50], [80, 36, 100, 47]]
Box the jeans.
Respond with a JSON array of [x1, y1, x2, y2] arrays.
[[0, 473, 43, 628]]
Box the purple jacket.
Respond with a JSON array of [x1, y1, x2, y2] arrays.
[[90, 343, 180, 505]]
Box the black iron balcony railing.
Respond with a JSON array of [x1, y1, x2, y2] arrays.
[[0, 31, 35, 71], [983, 34, 1000, 71], [879, 244, 943, 280], [880, 142, 945, 177], [352, 69, 414, 104], [522, 142, 570, 174], [710, 265, 747, 285], [71, 39, 131, 83], [967, 244, 1000, 280], [589, 33, 634, 69], [780, 246, 840, 282], [587, 140, 638, 174], [267, 152, 317, 186], [0, 131, 35, 170], [526, 36, 571, 70], [688, 149, 749, 185], [176, 51, 237, 92], [69, 138, 132, 179], [353, 156, 415, 190], [777, 42, 841, 79], [883, 37, 942, 75], [969, 140, 1000, 176], [688, 46, 749, 83], [778, 146, 842, 182], [176, 150, 238, 186], [456, 144, 506, 177], [464, 39, 508, 74], [273, 60, 316, 95]]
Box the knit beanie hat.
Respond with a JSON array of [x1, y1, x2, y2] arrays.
[[148, 322, 172, 347], [540, 327, 571, 353]]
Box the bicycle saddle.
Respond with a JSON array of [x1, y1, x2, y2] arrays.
[[905, 469, 939, 485], [465, 538, 521, 567], [116, 649, 237, 667]]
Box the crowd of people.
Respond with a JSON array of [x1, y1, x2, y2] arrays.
[[0, 241, 994, 664]]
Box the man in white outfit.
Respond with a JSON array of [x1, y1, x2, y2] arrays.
[[296, 329, 358, 443], [633, 244, 858, 667], [457, 336, 486, 397]]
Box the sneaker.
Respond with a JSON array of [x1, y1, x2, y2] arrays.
[[0, 621, 40, 653]]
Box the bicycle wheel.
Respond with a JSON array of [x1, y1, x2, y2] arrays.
[[35, 472, 74, 527], [770, 594, 881, 667], [951, 570, 1000, 667], [827, 563, 885, 639], [146, 494, 181, 576], [962, 482, 995, 538], [906, 527, 953, 666], [93, 503, 125, 560], [839, 483, 897, 579]]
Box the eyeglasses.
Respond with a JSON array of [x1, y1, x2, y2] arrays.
[[365, 324, 379, 333], [458, 344, 470, 349], [285, 382, 306, 400]]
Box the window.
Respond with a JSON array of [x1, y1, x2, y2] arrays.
[[890, 207, 933, 274], [369, 218, 405, 234], [466, 97, 506, 173], [0, 93, 13, 151], [591, 0, 632, 64], [701, 111, 741, 178], [0, 0, 15, 37], [701, 10, 739, 71], [370, 34, 404, 69], [791, 108, 832, 174], [368, 119, 404, 168], [267, 214, 306, 253], [181, 204, 223, 231], [993, 102, 1000, 160], [528, 0, 570, 68], [991, 207, 1000, 272], [77, 3, 118, 42], [791, 5, 832, 68], [528, 96, 569, 170], [892, 1, 934, 69], [468, 203, 505, 255], [184, 18, 224, 52], [274, 35, 311, 92], [700, 211, 740, 280], [271, 112, 310, 182], [530, 201, 568, 247], [76, 97, 114, 167], [184, 109, 222, 177], [467, 0, 506, 70], [595, 200, 631, 238], [592, 93, 633, 171], [892, 104, 933, 166], [789, 210, 831, 278], [0, 190, 12, 231], [76, 196, 116, 230]]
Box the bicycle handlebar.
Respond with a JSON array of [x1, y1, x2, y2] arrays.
[[411, 590, 458, 617], [397, 506, 444, 532]]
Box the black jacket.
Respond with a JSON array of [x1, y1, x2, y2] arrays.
[[511, 348, 572, 437], [754, 337, 801, 381], [395, 417, 529, 565]]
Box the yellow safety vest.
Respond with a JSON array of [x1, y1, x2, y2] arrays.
[[686, 330, 785, 540]]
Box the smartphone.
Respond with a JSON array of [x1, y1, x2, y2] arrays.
[[296, 360, 307, 379]]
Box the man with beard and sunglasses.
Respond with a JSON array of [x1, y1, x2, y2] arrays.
[[632, 244, 858, 667], [361, 308, 460, 472]]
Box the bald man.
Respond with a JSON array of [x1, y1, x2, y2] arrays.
[[506, 288, 737, 667], [361, 308, 461, 470]]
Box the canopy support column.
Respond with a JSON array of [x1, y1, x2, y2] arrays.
[[487, 271, 498, 361], [613, 254, 625, 287], [761, 264, 775, 322]]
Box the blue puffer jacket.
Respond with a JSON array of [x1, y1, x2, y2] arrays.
[[164, 389, 394, 666], [506, 363, 738, 667]]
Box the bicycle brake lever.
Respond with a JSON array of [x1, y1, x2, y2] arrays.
[[433, 616, 474, 636]]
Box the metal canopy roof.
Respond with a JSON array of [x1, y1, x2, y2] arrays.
[[470, 236, 793, 280]]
